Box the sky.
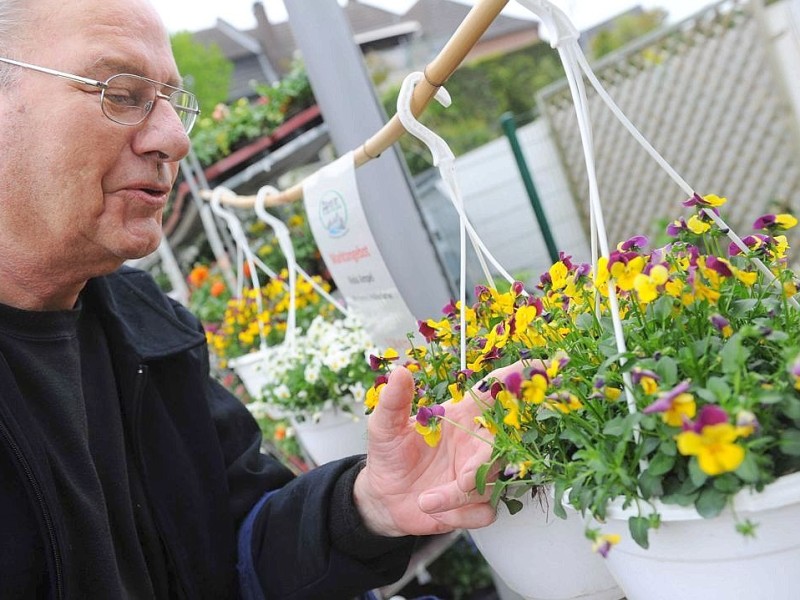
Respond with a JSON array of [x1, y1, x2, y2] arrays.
[[152, 0, 718, 35]]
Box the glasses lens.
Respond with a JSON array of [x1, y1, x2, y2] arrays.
[[101, 74, 154, 125], [168, 90, 200, 134]]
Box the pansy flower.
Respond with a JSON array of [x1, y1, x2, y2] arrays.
[[592, 533, 621, 558], [631, 367, 660, 395], [504, 460, 534, 480], [415, 405, 446, 447], [608, 251, 646, 291], [369, 348, 399, 371], [753, 213, 798, 232], [365, 375, 389, 413], [666, 217, 689, 237], [676, 405, 745, 475], [709, 314, 733, 337], [789, 355, 800, 391], [633, 262, 669, 304], [683, 193, 727, 207], [643, 381, 695, 426]]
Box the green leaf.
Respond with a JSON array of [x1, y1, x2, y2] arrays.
[[720, 334, 749, 375], [735, 452, 761, 483], [638, 470, 664, 499], [655, 356, 678, 386], [730, 298, 759, 316], [712, 473, 742, 494], [757, 392, 785, 405], [574, 312, 595, 331], [521, 428, 540, 444], [782, 397, 800, 422], [651, 295, 674, 322], [502, 497, 524, 515], [602, 416, 627, 437], [599, 336, 620, 358], [660, 492, 697, 506], [659, 440, 677, 457], [779, 431, 800, 456], [767, 330, 789, 343], [646, 452, 675, 477], [629, 516, 650, 549], [475, 462, 491, 495], [706, 377, 732, 402], [688, 458, 709, 487], [552, 481, 568, 519], [695, 487, 727, 519]]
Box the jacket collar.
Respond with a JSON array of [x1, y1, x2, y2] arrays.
[[85, 266, 206, 362]]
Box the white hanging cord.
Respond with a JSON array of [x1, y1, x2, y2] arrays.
[[210, 187, 268, 351], [212, 187, 350, 316], [559, 41, 639, 420], [255, 186, 300, 348], [571, 35, 800, 310], [397, 71, 519, 370], [396, 73, 504, 285]]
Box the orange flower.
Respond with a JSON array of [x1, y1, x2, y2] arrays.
[[188, 265, 209, 287], [274, 424, 286, 441], [210, 281, 226, 297]]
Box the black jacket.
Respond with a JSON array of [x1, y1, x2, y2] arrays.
[[0, 267, 413, 599]]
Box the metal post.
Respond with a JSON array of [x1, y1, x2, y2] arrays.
[[283, 0, 453, 319], [500, 112, 559, 264]]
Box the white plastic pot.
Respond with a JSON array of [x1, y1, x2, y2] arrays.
[[290, 400, 368, 466], [228, 348, 287, 420], [469, 488, 622, 600], [600, 471, 800, 600]]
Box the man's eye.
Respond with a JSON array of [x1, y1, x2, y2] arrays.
[[104, 89, 139, 107]]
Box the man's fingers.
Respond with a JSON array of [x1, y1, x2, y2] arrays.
[[371, 366, 415, 431], [418, 480, 494, 514]]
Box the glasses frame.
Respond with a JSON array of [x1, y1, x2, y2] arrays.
[[0, 56, 200, 133]]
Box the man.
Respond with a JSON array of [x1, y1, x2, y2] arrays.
[[0, 0, 504, 597]]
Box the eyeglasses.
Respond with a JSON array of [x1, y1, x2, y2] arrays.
[[0, 56, 201, 134]]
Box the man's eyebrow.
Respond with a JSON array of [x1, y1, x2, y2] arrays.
[[88, 57, 184, 88]]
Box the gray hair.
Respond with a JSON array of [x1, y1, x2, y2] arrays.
[[0, 0, 27, 87]]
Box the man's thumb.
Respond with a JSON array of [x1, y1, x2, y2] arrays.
[[371, 366, 415, 431]]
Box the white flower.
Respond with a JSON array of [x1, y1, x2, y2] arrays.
[[275, 384, 291, 400], [246, 401, 272, 420], [305, 363, 320, 383], [349, 382, 366, 403]]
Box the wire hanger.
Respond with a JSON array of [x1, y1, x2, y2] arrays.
[[210, 186, 273, 351], [396, 70, 518, 371]]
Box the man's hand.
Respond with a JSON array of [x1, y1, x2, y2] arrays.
[[353, 363, 522, 537]]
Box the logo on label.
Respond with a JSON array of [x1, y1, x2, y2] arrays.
[[319, 190, 348, 238]]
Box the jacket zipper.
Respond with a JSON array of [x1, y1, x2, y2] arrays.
[[130, 364, 190, 599], [0, 416, 64, 600]]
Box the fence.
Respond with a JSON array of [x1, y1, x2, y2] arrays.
[[537, 0, 800, 248]]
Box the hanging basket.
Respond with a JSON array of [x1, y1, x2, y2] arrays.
[[469, 487, 621, 600], [290, 397, 369, 466], [597, 471, 800, 600], [228, 347, 289, 420]]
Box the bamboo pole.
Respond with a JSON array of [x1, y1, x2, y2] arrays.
[[209, 0, 510, 209]]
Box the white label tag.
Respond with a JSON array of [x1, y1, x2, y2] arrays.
[[303, 152, 418, 351]]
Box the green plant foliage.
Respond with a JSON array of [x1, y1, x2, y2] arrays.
[[170, 31, 234, 115], [189, 60, 314, 166], [588, 9, 668, 60]]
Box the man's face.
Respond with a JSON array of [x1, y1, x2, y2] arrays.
[[0, 0, 191, 276]]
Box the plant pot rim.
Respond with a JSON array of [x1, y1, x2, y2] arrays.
[[599, 471, 800, 522], [227, 346, 279, 368]]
